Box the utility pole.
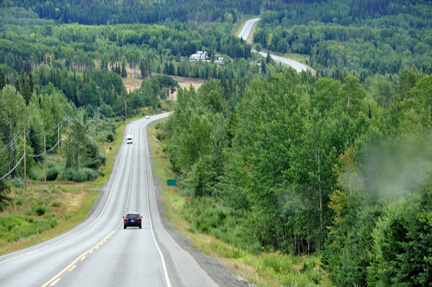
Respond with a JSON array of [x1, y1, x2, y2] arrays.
[[44, 133, 47, 182], [124, 100, 127, 120], [24, 130, 26, 190]]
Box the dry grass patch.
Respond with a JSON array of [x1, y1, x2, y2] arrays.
[[123, 78, 143, 92], [171, 76, 205, 100]]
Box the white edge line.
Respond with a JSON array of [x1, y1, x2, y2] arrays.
[[143, 120, 172, 287]]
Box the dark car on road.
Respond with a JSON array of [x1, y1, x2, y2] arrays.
[[124, 212, 142, 229]]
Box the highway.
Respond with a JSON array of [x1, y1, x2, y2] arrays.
[[238, 18, 260, 42], [238, 18, 310, 73], [0, 113, 219, 287]]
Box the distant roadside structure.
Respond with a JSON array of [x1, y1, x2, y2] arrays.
[[189, 51, 210, 61], [214, 54, 224, 66]]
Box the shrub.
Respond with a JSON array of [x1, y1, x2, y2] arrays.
[[59, 167, 102, 182], [15, 198, 24, 206], [81, 168, 103, 181], [106, 133, 114, 142], [60, 168, 86, 182], [260, 253, 296, 274], [35, 206, 46, 216], [51, 201, 62, 208], [8, 177, 24, 188], [156, 132, 165, 141], [46, 166, 59, 181], [29, 168, 44, 181]]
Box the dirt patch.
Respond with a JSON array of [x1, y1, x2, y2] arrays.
[[64, 191, 85, 213], [171, 76, 205, 101]]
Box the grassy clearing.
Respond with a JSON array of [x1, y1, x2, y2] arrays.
[[148, 120, 333, 287], [0, 180, 100, 255]]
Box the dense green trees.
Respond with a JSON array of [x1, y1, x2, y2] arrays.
[[0, 61, 163, 184], [0, 16, 254, 84], [2, 0, 260, 25], [163, 65, 432, 285], [0, 5, 275, 188], [253, 0, 432, 76]]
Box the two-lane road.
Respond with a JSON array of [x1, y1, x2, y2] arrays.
[[238, 18, 260, 42], [0, 113, 219, 287], [239, 18, 310, 73]]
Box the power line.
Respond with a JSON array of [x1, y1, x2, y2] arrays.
[[0, 144, 24, 169], [0, 130, 25, 154], [28, 140, 59, 158], [34, 123, 59, 137], [0, 152, 25, 181]]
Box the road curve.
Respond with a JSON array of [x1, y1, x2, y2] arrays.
[[238, 18, 260, 41], [238, 18, 309, 73], [0, 113, 221, 287]]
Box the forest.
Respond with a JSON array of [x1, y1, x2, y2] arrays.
[[0, 5, 276, 207], [1, 0, 261, 25], [1, 0, 432, 285], [253, 0, 432, 77], [164, 67, 432, 286]]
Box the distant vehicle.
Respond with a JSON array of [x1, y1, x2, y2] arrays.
[[126, 135, 133, 144], [124, 212, 142, 229], [145, 115, 150, 119]]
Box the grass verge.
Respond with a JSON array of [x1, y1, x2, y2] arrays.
[[148, 119, 333, 287]]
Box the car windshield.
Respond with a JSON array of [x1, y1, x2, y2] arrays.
[[126, 214, 139, 219]]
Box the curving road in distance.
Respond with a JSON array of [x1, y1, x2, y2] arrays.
[[239, 18, 310, 73], [0, 113, 221, 287]]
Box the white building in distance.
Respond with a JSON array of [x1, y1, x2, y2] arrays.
[[189, 51, 210, 61]]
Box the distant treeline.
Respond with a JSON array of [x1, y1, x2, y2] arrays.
[[4, 0, 430, 28], [1, 0, 261, 25]]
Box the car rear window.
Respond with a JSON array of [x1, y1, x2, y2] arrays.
[[126, 214, 139, 219]]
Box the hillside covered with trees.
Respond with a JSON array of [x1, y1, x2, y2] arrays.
[[1, 0, 261, 25], [1, 0, 432, 285], [164, 66, 432, 286], [253, 0, 432, 77]]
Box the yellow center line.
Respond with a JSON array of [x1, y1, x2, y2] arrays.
[[42, 127, 137, 287], [49, 278, 61, 286], [41, 222, 123, 287]]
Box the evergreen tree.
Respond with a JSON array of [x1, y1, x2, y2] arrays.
[[21, 72, 32, 106], [0, 69, 5, 90]]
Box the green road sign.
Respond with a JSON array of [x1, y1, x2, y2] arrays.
[[167, 179, 177, 186]]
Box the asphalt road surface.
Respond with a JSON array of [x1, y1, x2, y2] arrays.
[[239, 18, 309, 73], [238, 18, 260, 41], [0, 114, 248, 287]]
